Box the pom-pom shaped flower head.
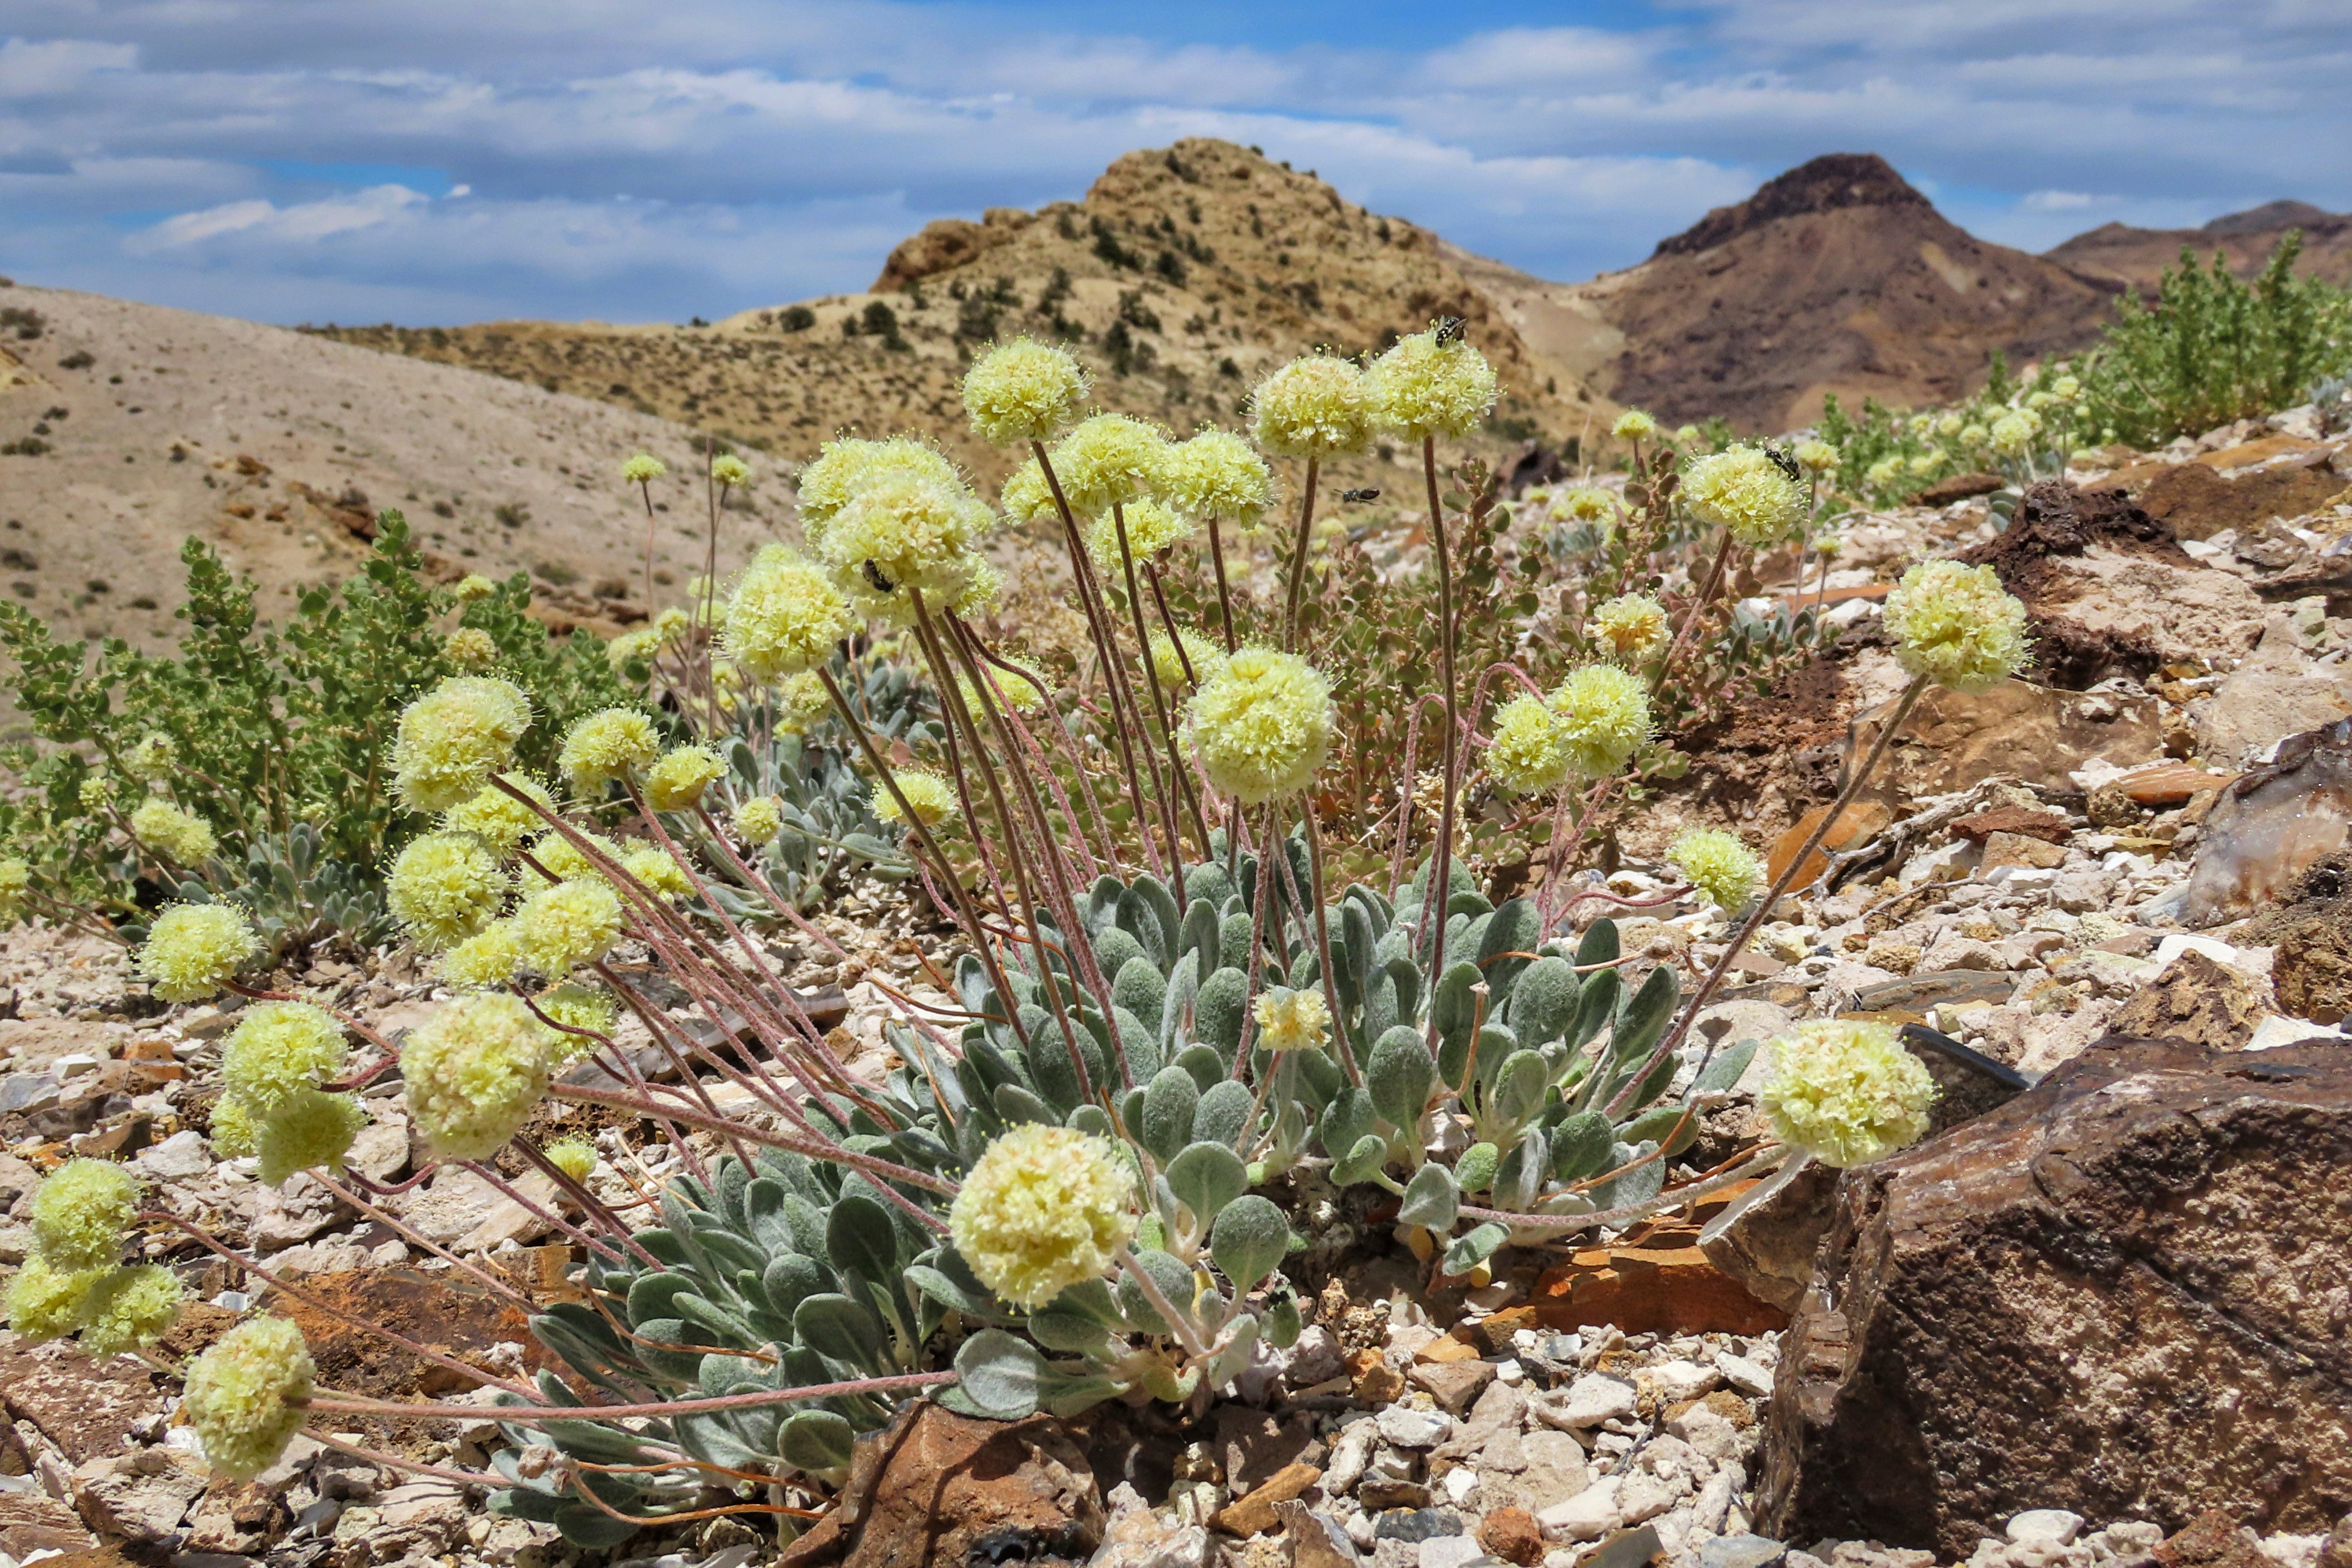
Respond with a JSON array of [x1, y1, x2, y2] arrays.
[[1548, 664, 1651, 780], [559, 707, 660, 798], [1149, 629, 1222, 693], [1883, 559, 2030, 695], [964, 338, 1089, 446], [183, 1316, 315, 1480], [1556, 488, 1617, 527], [129, 799, 216, 866], [535, 981, 619, 1059], [126, 734, 177, 785], [440, 918, 523, 989], [253, 1089, 368, 1187], [1486, 693, 1569, 796], [645, 745, 726, 813], [958, 659, 1049, 719], [6, 1257, 102, 1342], [1050, 414, 1169, 521], [721, 545, 852, 684], [545, 1137, 599, 1183], [403, 992, 554, 1161], [1612, 409, 1657, 441], [441, 773, 555, 857], [1185, 647, 1334, 806], [1683, 445, 1807, 548], [1367, 326, 1498, 440], [223, 1001, 348, 1116], [1251, 354, 1373, 459], [392, 675, 532, 813], [821, 473, 992, 617], [1793, 438, 1839, 475], [620, 844, 695, 901], [621, 452, 666, 487], [774, 669, 832, 734], [711, 453, 750, 490], [443, 627, 498, 670], [732, 795, 784, 845], [1253, 986, 1332, 1052], [1989, 411, 2037, 458], [874, 770, 958, 830], [76, 1264, 183, 1357], [796, 437, 961, 547], [525, 828, 622, 888], [1161, 430, 1273, 529], [1589, 594, 1669, 664], [454, 573, 497, 602], [1760, 1020, 1936, 1168], [137, 904, 260, 1003], [949, 1123, 1137, 1310], [1669, 828, 1761, 913], [514, 877, 624, 976], [1083, 498, 1195, 575], [31, 1159, 137, 1272], [999, 458, 1057, 524], [386, 833, 509, 952], [0, 858, 29, 921]]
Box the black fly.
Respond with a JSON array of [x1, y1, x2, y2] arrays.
[[1341, 487, 1381, 503], [860, 559, 897, 594], [1434, 315, 1466, 345], [1764, 444, 1803, 485]]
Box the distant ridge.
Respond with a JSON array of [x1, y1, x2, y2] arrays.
[[2046, 200, 2352, 293], [1654, 153, 1930, 258]]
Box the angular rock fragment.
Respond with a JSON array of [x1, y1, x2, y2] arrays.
[[1761, 1036, 2352, 1554]]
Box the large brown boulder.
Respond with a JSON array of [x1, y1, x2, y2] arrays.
[[1759, 1036, 2352, 1556]]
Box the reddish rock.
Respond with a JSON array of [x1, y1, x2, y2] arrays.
[[2108, 951, 2269, 1049], [1532, 1226, 1788, 1337], [1210, 1463, 1322, 1536], [1761, 1036, 2352, 1555], [777, 1404, 1102, 1568], [1950, 805, 2074, 844], [2116, 764, 2239, 808], [0, 1490, 98, 1557], [270, 1268, 540, 1399], [0, 1338, 167, 1465], [2154, 1510, 2272, 1568], [1478, 1506, 1546, 1566]]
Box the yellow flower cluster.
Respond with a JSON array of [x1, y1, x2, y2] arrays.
[[5, 1160, 182, 1359], [402, 992, 557, 1160], [1669, 828, 1761, 912], [1366, 328, 1497, 440], [621, 452, 666, 486], [875, 769, 959, 829], [721, 545, 852, 683], [514, 877, 624, 976], [545, 1137, 600, 1183], [1252, 986, 1332, 1052], [1184, 647, 1333, 805], [820, 471, 994, 618], [442, 773, 555, 855], [964, 338, 1089, 446], [129, 798, 216, 866], [948, 1124, 1137, 1310], [1160, 431, 1272, 529], [182, 1316, 315, 1480], [1612, 409, 1657, 441], [733, 795, 784, 845], [1882, 559, 2030, 694], [1083, 498, 1195, 574], [796, 437, 960, 545], [1149, 629, 1222, 693], [559, 707, 660, 795], [646, 745, 726, 812], [1485, 694, 1569, 796], [1250, 355, 1372, 459], [1589, 594, 1669, 663], [137, 904, 260, 1002], [1549, 663, 1651, 779], [1759, 1020, 1936, 1168], [1051, 414, 1169, 519], [711, 453, 751, 489], [216, 1001, 367, 1186], [443, 627, 498, 669], [125, 733, 177, 784], [392, 676, 532, 813], [1683, 446, 1807, 548], [386, 832, 509, 951]]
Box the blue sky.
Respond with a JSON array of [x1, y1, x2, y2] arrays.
[[2, 0, 2345, 327]]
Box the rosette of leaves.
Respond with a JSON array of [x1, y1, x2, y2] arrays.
[[495, 1145, 960, 1545], [132, 823, 395, 956]]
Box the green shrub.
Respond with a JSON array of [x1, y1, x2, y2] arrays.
[[0, 512, 632, 935], [2083, 231, 2352, 447]]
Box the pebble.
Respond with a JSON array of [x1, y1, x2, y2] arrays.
[[1554, 1373, 1638, 1428], [2007, 1511, 2085, 1545], [1700, 1537, 1790, 1568], [1420, 1538, 1485, 1568], [1535, 1479, 1619, 1543], [1373, 1509, 1466, 1544], [1377, 1406, 1452, 1449], [1715, 1352, 1774, 1398]]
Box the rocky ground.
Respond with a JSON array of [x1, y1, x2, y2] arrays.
[[0, 403, 2347, 1568]]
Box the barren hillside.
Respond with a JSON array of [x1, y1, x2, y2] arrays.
[[309, 140, 1611, 490], [0, 284, 781, 646], [1466, 154, 2117, 434], [2046, 200, 2352, 293]]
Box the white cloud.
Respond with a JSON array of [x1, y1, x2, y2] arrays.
[[132, 182, 428, 249], [0, 36, 135, 95], [2022, 190, 2108, 211]]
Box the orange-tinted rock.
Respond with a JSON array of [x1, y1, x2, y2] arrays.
[[1770, 800, 1895, 889], [1950, 805, 2073, 844], [1532, 1225, 1789, 1337], [1478, 1507, 1546, 1566], [1210, 1463, 1322, 1536]]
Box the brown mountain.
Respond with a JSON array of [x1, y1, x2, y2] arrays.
[[1459, 153, 2116, 434], [311, 140, 1604, 491], [2045, 200, 2352, 293]]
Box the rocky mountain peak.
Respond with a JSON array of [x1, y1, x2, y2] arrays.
[[1654, 152, 1931, 258]]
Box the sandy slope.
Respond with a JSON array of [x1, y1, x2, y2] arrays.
[[0, 283, 789, 648]]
